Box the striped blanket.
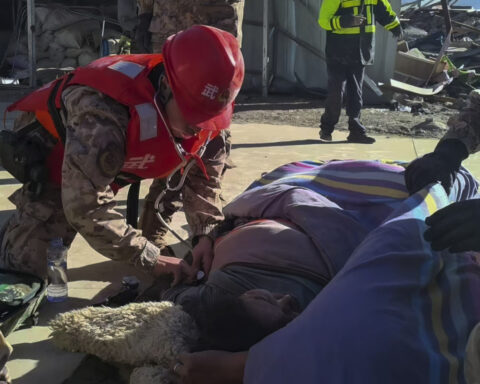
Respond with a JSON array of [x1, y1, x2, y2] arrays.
[[244, 160, 480, 384], [248, 159, 478, 231]]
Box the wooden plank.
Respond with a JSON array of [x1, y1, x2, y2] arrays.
[[381, 78, 446, 96]]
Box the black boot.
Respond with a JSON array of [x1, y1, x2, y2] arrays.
[[347, 132, 376, 144], [319, 122, 334, 141], [347, 118, 375, 144], [319, 130, 333, 141]]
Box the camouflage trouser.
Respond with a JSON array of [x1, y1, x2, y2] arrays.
[[139, 130, 231, 249], [148, 0, 244, 53], [137, 0, 154, 14], [0, 183, 76, 278], [139, 175, 182, 252]]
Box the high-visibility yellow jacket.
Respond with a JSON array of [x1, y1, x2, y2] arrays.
[[318, 0, 400, 65]]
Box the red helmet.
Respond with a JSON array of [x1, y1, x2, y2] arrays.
[[162, 25, 244, 131]]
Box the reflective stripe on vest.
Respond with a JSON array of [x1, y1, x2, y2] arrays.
[[107, 61, 146, 79], [333, 0, 377, 35], [384, 17, 400, 30], [135, 103, 158, 141], [333, 24, 376, 34], [340, 0, 378, 6]]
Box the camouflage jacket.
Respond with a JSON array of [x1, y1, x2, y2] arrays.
[[60, 85, 223, 272], [443, 89, 480, 155]]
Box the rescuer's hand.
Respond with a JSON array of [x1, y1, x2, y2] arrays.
[[340, 15, 366, 28], [424, 199, 480, 253], [152, 255, 194, 287], [191, 236, 214, 279], [405, 139, 468, 195], [390, 25, 404, 40]]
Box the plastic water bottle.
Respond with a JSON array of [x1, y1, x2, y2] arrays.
[[46, 238, 68, 302]]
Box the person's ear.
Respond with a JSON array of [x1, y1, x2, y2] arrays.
[[157, 74, 172, 106]]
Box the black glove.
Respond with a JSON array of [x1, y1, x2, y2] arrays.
[[405, 139, 468, 195], [339, 15, 366, 28], [390, 25, 403, 40], [424, 199, 480, 252]]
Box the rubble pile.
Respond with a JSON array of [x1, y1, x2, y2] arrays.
[[389, 1, 480, 105], [3, 4, 124, 85]]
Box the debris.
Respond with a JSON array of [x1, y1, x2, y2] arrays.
[[384, 1, 479, 104], [411, 118, 447, 136], [1, 4, 123, 85], [394, 48, 447, 85], [382, 78, 449, 96]]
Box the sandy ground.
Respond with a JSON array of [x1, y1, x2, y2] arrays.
[[233, 93, 458, 139]]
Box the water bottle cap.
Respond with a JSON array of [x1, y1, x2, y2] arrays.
[[50, 238, 63, 247]]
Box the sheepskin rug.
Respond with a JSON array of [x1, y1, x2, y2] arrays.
[[130, 366, 175, 384], [49, 301, 199, 383]]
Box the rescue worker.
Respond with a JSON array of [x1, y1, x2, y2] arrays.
[[135, 0, 243, 265], [405, 89, 480, 253], [318, 0, 403, 144], [0, 25, 245, 286]]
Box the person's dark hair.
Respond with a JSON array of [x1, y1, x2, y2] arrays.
[[181, 294, 274, 352]]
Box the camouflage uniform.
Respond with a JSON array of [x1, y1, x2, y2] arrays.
[[137, 0, 154, 14], [443, 89, 480, 155], [145, 0, 243, 52], [139, 130, 230, 250], [134, 0, 155, 53], [0, 86, 160, 277], [136, 0, 240, 250]]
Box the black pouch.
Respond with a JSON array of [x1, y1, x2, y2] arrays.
[[0, 269, 47, 337], [0, 121, 52, 195]]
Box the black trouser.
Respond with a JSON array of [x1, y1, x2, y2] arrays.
[[320, 60, 365, 135]]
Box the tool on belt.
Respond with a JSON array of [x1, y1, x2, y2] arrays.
[[0, 120, 51, 196]]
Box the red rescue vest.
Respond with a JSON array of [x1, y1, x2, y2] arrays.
[[7, 54, 214, 190]]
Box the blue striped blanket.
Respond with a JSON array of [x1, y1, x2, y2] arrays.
[[244, 160, 480, 384], [247, 159, 478, 231]]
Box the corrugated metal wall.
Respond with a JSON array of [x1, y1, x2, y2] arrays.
[[242, 0, 400, 102]]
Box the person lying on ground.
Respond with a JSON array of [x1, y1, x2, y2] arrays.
[[165, 159, 480, 384], [155, 159, 423, 353], [159, 181, 364, 352]]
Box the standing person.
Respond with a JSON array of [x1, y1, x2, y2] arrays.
[[0, 25, 244, 286], [135, 0, 243, 269], [317, 0, 402, 144]]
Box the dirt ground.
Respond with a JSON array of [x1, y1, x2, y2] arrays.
[[232, 93, 459, 139]]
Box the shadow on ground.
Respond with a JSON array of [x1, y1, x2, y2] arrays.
[[232, 139, 320, 149]]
